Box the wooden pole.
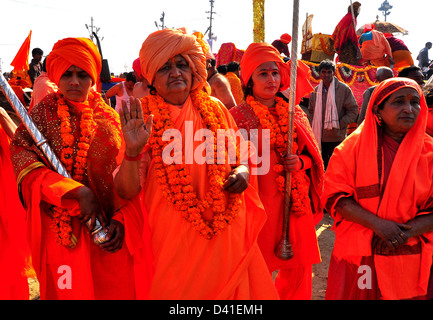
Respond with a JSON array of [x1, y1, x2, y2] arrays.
[[274, 0, 300, 260]]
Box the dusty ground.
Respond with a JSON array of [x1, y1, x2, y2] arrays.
[[28, 213, 335, 300], [312, 213, 335, 300]]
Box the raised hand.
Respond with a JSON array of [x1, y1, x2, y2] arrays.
[[119, 96, 153, 156]]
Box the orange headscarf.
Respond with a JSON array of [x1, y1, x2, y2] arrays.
[[47, 37, 102, 86], [132, 57, 142, 79], [322, 78, 433, 299], [139, 28, 207, 91], [240, 42, 313, 104]]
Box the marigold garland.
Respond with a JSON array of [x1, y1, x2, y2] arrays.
[[247, 95, 311, 216], [141, 89, 242, 239], [303, 60, 379, 87], [51, 91, 98, 247]]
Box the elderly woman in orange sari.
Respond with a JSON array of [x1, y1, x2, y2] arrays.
[[114, 28, 279, 299], [10, 37, 151, 300], [323, 77, 433, 300], [229, 42, 324, 300]]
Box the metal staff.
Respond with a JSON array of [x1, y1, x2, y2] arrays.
[[0, 72, 108, 245], [274, 0, 300, 260]]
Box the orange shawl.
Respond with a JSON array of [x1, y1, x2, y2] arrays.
[[322, 78, 433, 300], [138, 96, 278, 299]]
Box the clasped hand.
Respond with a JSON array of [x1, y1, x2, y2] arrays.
[[372, 219, 412, 254]]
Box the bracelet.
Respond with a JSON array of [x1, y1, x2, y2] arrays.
[[124, 152, 144, 161]]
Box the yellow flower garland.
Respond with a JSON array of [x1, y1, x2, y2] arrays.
[[141, 89, 243, 239], [247, 95, 312, 216]]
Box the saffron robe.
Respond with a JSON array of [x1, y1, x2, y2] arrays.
[[10, 93, 152, 299], [322, 78, 433, 300], [230, 101, 324, 299], [136, 96, 279, 300]]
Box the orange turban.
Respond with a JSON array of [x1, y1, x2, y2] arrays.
[[139, 28, 207, 91], [240, 42, 291, 91], [47, 37, 102, 86], [240, 42, 314, 104], [132, 57, 142, 78], [280, 33, 292, 44]]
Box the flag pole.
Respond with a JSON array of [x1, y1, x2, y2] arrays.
[[274, 0, 300, 260]]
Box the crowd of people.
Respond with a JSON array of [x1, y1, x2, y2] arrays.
[[1, 3, 433, 301]]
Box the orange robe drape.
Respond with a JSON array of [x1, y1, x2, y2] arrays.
[[360, 30, 393, 67], [225, 72, 244, 105], [230, 102, 324, 299], [10, 93, 152, 299], [138, 96, 279, 300], [0, 127, 31, 299], [322, 78, 433, 300]]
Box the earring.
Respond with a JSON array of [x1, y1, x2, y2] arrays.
[[376, 113, 383, 126]]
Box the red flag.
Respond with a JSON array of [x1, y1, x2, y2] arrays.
[[10, 30, 32, 71]]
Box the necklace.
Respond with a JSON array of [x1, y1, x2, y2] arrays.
[[51, 92, 97, 247], [247, 95, 311, 216], [141, 89, 242, 239]]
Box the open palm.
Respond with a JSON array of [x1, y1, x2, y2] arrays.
[[119, 97, 153, 155]]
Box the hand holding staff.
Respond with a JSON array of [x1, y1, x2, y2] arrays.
[[275, 0, 301, 261]]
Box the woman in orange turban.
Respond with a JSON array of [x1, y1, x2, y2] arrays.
[[230, 42, 323, 299], [10, 37, 152, 299], [114, 28, 279, 299], [323, 78, 433, 300]]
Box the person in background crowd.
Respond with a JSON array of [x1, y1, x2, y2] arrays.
[[224, 61, 244, 105], [271, 33, 292, 60], [28, 47, 43, 86], [398, 66, 425, 87], [332, 2, 362, 65], [358, 66, 394, 125], [104, 71, 136, 113], [308, 59, 358, 169], [29, 56, 58, 110]]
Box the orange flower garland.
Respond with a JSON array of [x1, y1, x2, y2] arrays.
[[51, 92, 97, 247], [247, 95, 312, 216], [141, 89, 242, 239]]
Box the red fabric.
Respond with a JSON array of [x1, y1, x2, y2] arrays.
[[0, 127, 31, 299], [332, 13, 359, 53]]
